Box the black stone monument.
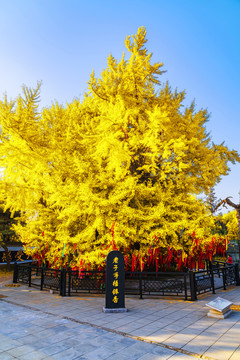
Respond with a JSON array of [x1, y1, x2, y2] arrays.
[[103, 250, 127, 313]]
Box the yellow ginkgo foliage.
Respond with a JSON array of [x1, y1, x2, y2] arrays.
[[222, 211, 239, 240], [0, 27, 239, 269]]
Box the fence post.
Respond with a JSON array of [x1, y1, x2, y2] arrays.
[[210, 268, 216, 294], [139, 272, 143, 300], [40, 267, 44, 290], [68, 270, 71, 296], [189, 271, 197, 301], [63, 269, 66, 296], [222, 266, 226, 290], [235, 263, 240, 285], [28, 265, 32, 287], [206, 260, 209, 271], [184, 274, 188, 300], [13, 262, 18, 283], [60, 269, 66, 296]]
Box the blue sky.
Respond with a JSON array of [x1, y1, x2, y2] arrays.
[[0, 0, 239, 211]]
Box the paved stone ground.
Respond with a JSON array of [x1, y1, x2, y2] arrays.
[[0, 271, 13, 286], [0, 278, 240, 359]]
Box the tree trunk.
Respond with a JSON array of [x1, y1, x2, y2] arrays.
[[236, 209, 240, 260], [2, 244, 11, 271], [236, 209, 240, 242]]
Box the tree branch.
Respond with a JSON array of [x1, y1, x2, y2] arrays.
[[215, 197, 240, 212]]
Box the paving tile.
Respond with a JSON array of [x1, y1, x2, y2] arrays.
[[215, 335, 240, 347], [51, 347, 84, 360], [80, 345, 116, 360], [58, 336, 82, 348], [117, 323, 144, 332], [24, 325, 45, 334], [203, 345, 236, 360], [0, 352, 16, 360], [229, 346, 240, 360], [167, 312, 188, 321], [167, 352, 199, 359], [163, 333, 196, 348], [49, 324, 70, 333], [104, 353, 130, 360], [182, 341, 211, 355], [0, 325, 18, 336], [30, 338, 55, 350], [74, 343, 99, 354], [147, 329, 178, 342], [118, 341, 174, 359], [151, 318, 175, 327], [83, 335, 111, 347], [42, 332, 72, 345], [103, 339, 131, 352], [70, 332, 98, 343], [114, 341, 157, 359], [116, 336, 137, 346], [18, 350, 47, 360], [18, 334, 38, 345], [134, 342, 171, 355], [0, 334, 18, 344], [4, 331, 29, 340], [0, 338, 22, 351], [32, 328, 56, 339], [195, 330, 222, 341], [134, 317, 154, 325], [39, 342, 71, 356], [164, 324, 186, 332], [138, 351, 175, 360], [7, 344, 36, 357]]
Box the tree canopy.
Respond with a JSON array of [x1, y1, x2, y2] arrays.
[[0, 27, 239, 270]]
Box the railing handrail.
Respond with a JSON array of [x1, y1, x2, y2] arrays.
[[194, 263, 235, 274]]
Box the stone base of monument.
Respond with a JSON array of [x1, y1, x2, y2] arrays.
[[103, 307, 128, 313], [206, 297, 233, 319]]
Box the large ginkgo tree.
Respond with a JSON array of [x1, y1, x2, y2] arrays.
[[0, 27, 239, 270]]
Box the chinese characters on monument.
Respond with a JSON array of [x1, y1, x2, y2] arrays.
[[112, 256, 120, 304]]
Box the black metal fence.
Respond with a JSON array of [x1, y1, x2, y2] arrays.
[[13, 261, 240, 301], [125, 271, 188, 300], [67, 270, 106, 296], [189, 262, 240, 300]]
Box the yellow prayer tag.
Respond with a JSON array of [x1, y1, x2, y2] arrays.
[[112, 280, 118, 287], [112, 295, 119, 303], [113, 257, 118, 264]]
